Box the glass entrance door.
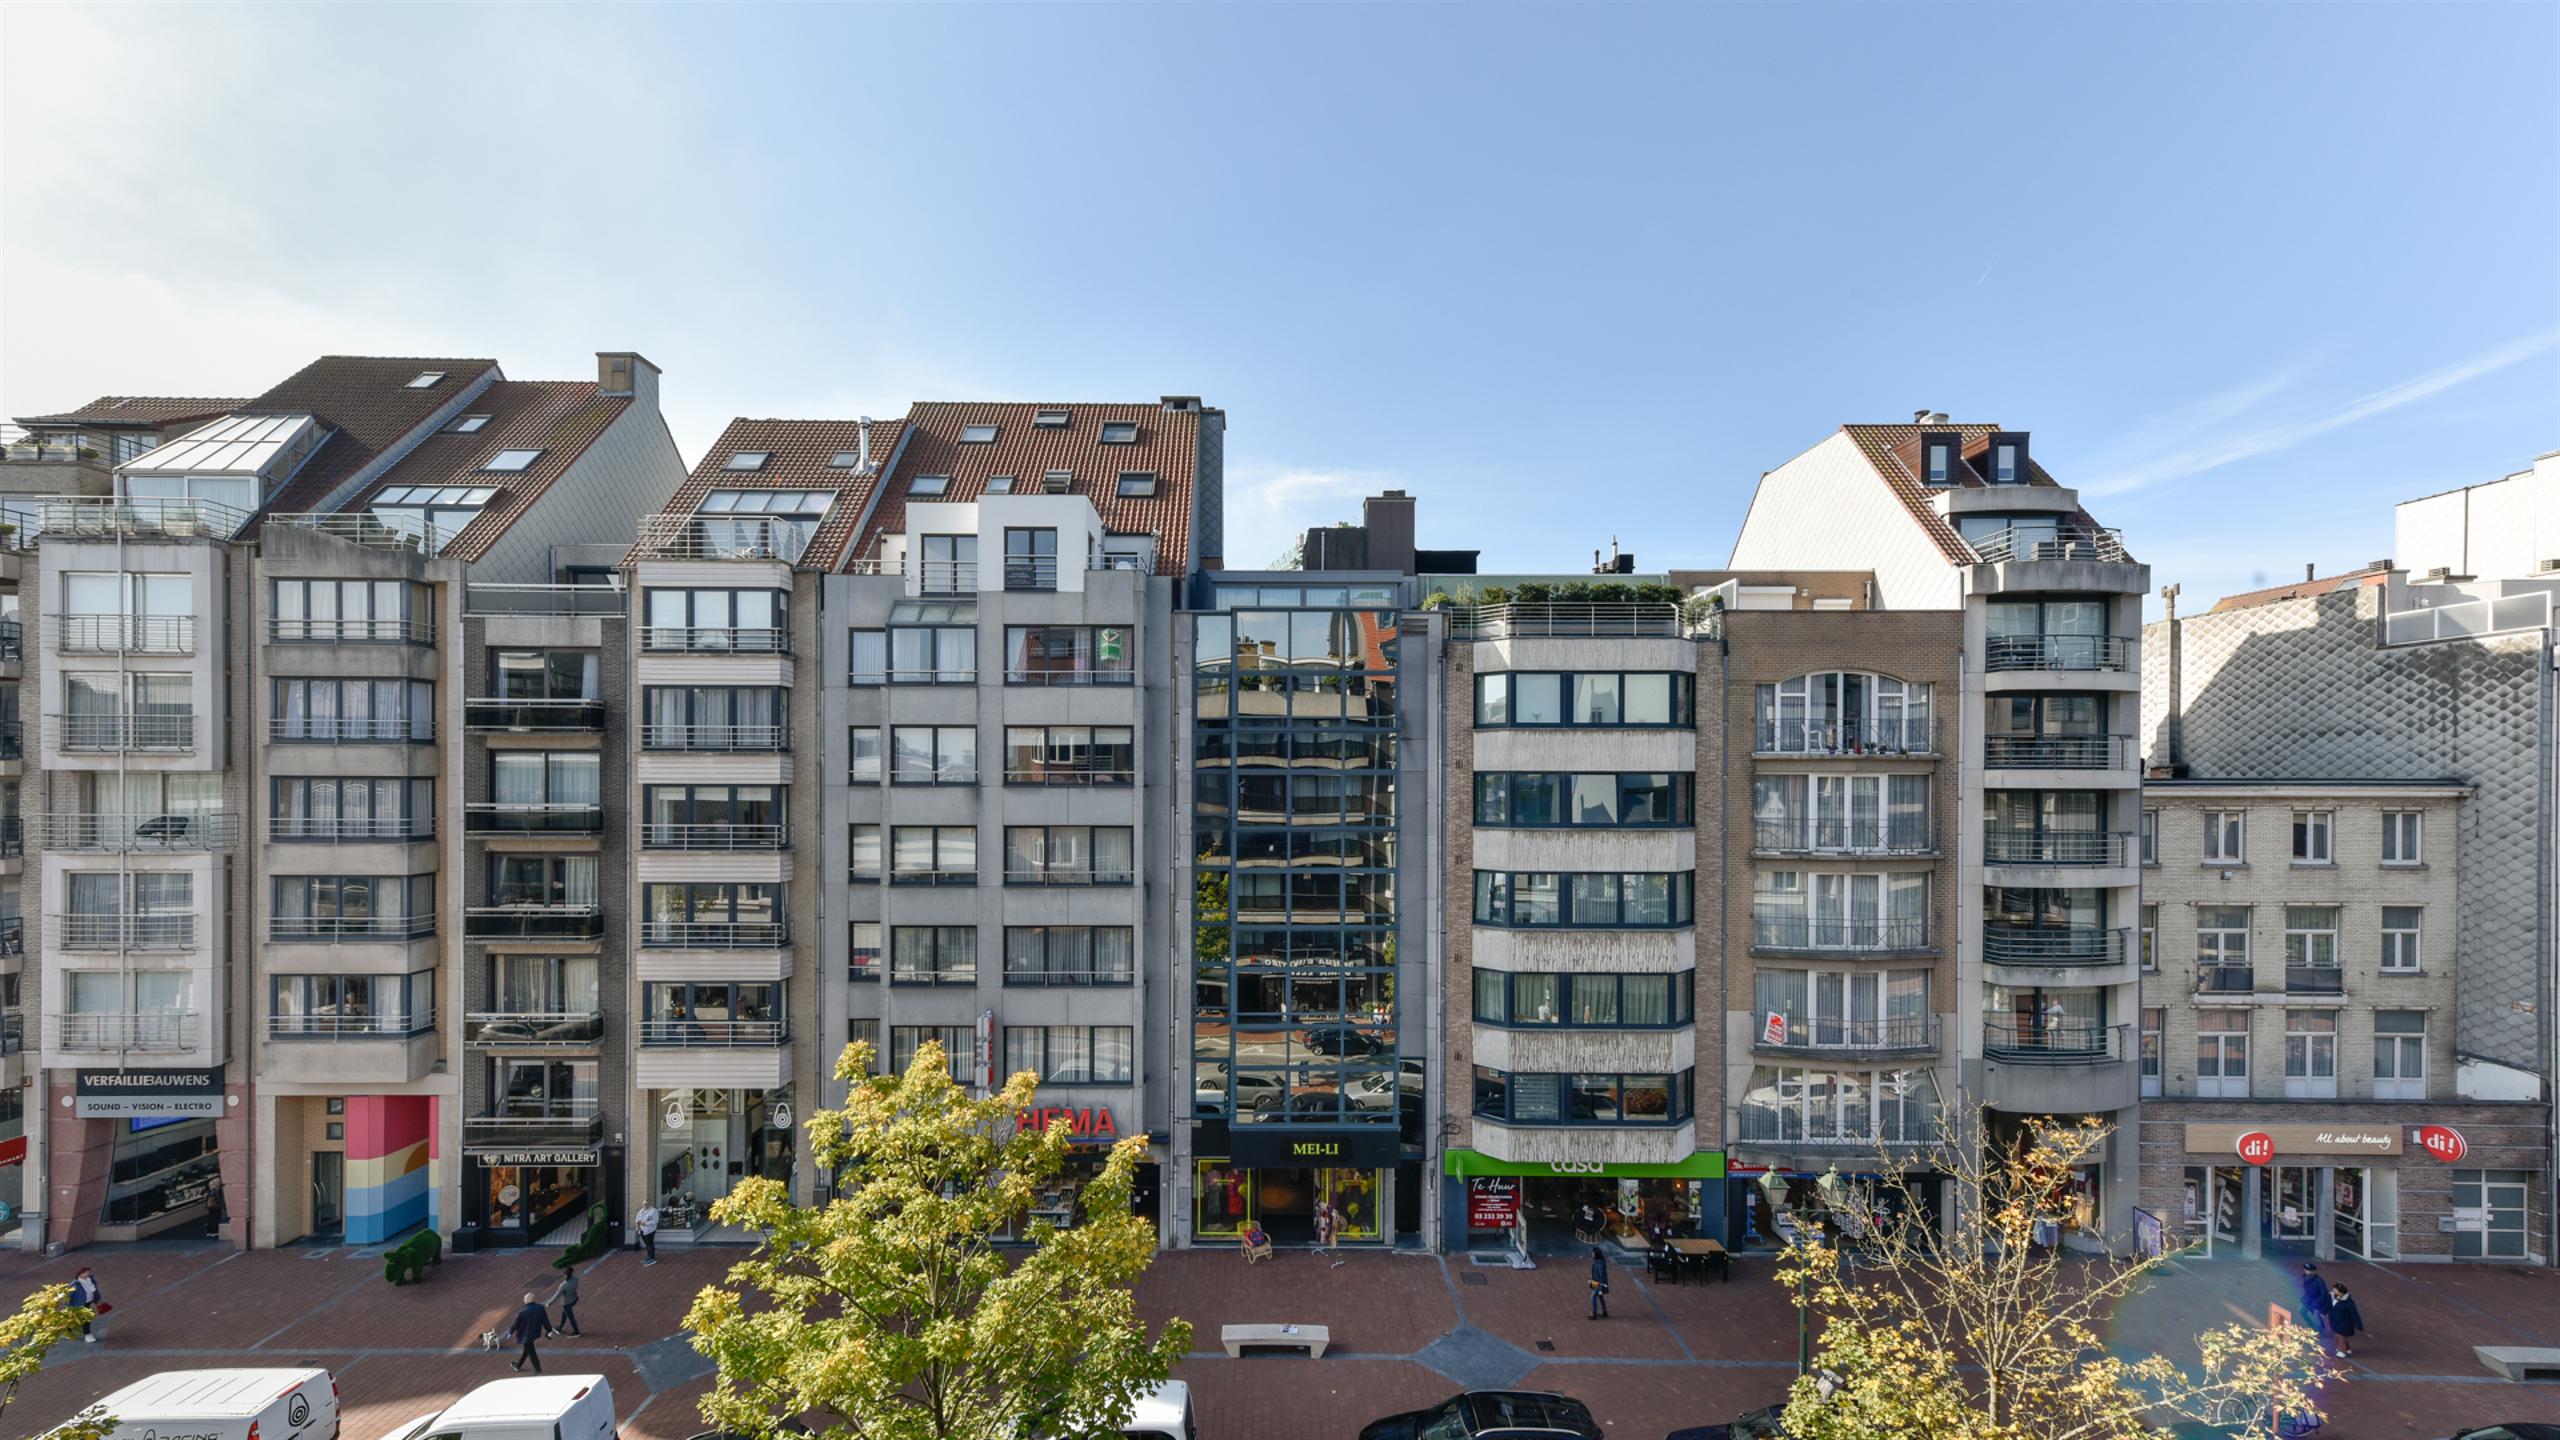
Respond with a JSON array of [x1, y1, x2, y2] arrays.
[[2332, 1166, 2398, 1260], [2268, 1166, 2316, 1246], [311, 1152, 345, 1236]]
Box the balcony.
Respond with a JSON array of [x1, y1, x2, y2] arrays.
[[892, 867, 980, 887], [1753, 1014, 1941, 1060], [0, 720, 21, 761], [1980, 926, 2129, 969], [1982, 735, 2134, 771], [0, 621, 17, 666], [0, 818, 16, 858], [267, 717, 431, 744], [0, 1010, 20, 1055], [2285, 965, 2345, 996], [1002, 557, 1062, 592], [2194, 964, 2255, 996], [62, 913, 195, 950], [1729, 1109, 1941, 1151], [464, 803, 604, 835], [466, 583, 626, 618], [640, 625, 790, 654], [267, 616, 435, 644], [1983, 1018, 2124, 1064], [266, 511, 458, 555], [1982, 1021, 2134, 1114], [1004, 760, 1135, 786], [1751, 818, 1936, 857], [641, 723, 788, 752], [1968, 526, 2130, 565], [629, 513, 814, 565], [51, 1011, 200, 1053], [53, 614, 196, 655], [638, 1018, 787, 1048], [53, 712, 195, 753], [465, 698, 605, 732], [1983, 635, 2135, 674], [464, 905, 603, 940], [641, 822, 786, 851], [640, 920, 787, 949], [39, 496, 249, 541], [1754, 717, 1943, 757], [465, 1011, 604, 1048], [270, 914, 435, 943], [1003, 866, 1136, 887], [462, 1108, 604, 1149], [0, 918, 21, 958], [36, 812, 235, 850], [1446, 602, 1692, 641], [1749, 913, 1932, 956], [272, 816, 433, 843], [1983, 831, 2130, 867], [919, 560, 979, 594], [267, 1013, 435, 1040]]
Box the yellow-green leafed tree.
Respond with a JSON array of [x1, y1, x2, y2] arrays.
[[688, 1040, 1192, 1440], [1773, 1115, 2328, 1440], [1, 1283, 115, 1440]]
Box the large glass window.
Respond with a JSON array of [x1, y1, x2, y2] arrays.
[[1751, 772, 1932, 852], [270, 579, 429, 643], [60, 571, 194, 652], [1748, 968, 1928, 1051], [490, 854, 597, 909], [890, 926, 978, 984], [1472, 772, 1692, 827], [1003, 826, 1134, 884], [2373, 1011, 2426, 1100], [1004, 926, 1134, 985], [272, 777, 432, 841], [1472, 871, 1692, 927], [1473, 971, 1693, 1028], [2285, 1010, 2339, 1098], [892, 726, 977, 784], [642, 784, 781, 849], [1473, 1068, 1693, 1126], [271, 679, 433, 743], [1003, 726, 1134, 784], [850, 625, 977, 685], [64, 672, 195, 750], [1752, 869, 1928, 951], [2196, 1009, 2250, 1098], [1754, 672, 1933, 753], [1005, 625, 1134, 685], [640, 686, 785, 750], [490, 651, 598, 701], [892, 1025, 978, 1083], [1003, 1026, 1133, 1084], [64, 872, 194, 949], [643, 587, 787, 652], [270, 875, 435, 939], [641, 982, 785, 1045], [890, 826, 977, 884], [269, 971, 434, 1036], [1736, 1066, 1940, 1144], [641, 883, 783, 946], [1476, 671, 1693, 728], [491, 955, 599, 1016], [1984, 599, 2115, 671]]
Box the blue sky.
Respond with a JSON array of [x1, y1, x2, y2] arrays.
[[3, 3, 2552, 612]]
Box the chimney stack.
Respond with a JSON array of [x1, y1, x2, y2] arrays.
[[2306, 563, 2316, 582], [856, 416, 874, 476]]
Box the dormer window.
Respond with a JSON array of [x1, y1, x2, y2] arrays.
[[1099, 422, 1139, 444], [961, 424, 999, 444], [986, 475, 1015, 494], [1117, 471, 1158, 497], [406, 372, 445, 389], [1988, 431, 2029, 485], [1924, 439, 1951, 485], [1042, 469, 1073, 493], [911, 474, 951, 497], [448, 415, 491, 434], [725, 451, 770, 472], [1035, 408, 1071, 429], [483, 449, 543, 473]]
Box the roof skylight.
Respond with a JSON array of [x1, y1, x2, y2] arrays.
[[911, 474, 951, 496], [1099, 422, 1138, 444], [449, 415, 491, 434], [1035, 408, 1071, 428], [725, 451, 770, 472], [376, 485, 501, 506], [1042, 469, 1073, 493], [699, 491, 834, 515], [960, 424, 999, 444], [407, 372, 446, 389], [483, 449, 543, 472], [1117, 471, 1159, 497], [830, 452, 861, 468], [985, 475, 1015, 494]]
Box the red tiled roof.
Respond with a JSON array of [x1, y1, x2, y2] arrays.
[[14, 396, 247, 429], [643, 417, 909, 571], [2208, 571, 2385, 614], [852, 402, 1199, 575], [1840, 424, 2084, 565], [342, 380, 634, 562], [248, 356, 501, 517]]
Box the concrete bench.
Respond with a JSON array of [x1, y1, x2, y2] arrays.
[[1222, 1323, 1330, 1359], [2476, 1346, 2560, 1381]]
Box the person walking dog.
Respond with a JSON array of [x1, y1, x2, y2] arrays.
[[552, 1267, 583, 1337], [634, 1201, 660, 1266], [1587, 1247, 1611, 1320], [507, 1291, 553, 1373], [64, 1266, 106, 1343], [2327, 1283, 2364, 1357]]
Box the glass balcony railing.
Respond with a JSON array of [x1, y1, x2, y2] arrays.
[[638, 1018, 786, 1048], [464, 905, 603, 940], [464, 1011, 604, 1048], [464, 803, 604, 834], [1751, 818, 1936, 856], [464, 697, 605, 732], [2285, 965, 2345, 996], [2194, 964, 2255, 996], [462, 1109, 603, 1149]]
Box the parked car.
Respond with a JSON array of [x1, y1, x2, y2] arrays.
[[382, 1375, 615, 1440], [1300, 1024, 1385, 1057], [1194, 1067, 1285, 1114], [70, 1368, 340, 1440], [2447, 1429, 2560, 1440], [1359, 1390, 1603, 1440], [1347, 1071, 1402, 1111]]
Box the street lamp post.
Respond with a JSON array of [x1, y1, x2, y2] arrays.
[[1757, 1168, 1818, 1377]]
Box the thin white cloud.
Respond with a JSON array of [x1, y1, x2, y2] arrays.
[[1222, 459, 1397, 566], [2081, 331, 2559, 498]]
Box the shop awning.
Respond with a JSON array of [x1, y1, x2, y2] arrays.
[[1441, 1149, 1726, 1181]]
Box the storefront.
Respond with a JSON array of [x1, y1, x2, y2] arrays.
[[1440, 1150, 1727, 1253], [0, 1089, 23, 1240], [1194, 1127, 1399, 1246], [1727, 1160, 1941, 1250], [461, 1148, 609, 1245], [650, 1087, 793, 1232], [1002, 1104, 1155, 1240], [76, 1069, 226, 1240]]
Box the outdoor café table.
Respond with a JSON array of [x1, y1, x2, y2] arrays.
[[1665, 1236, 1731, 1282]]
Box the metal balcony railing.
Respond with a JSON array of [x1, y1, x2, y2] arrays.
[[35, 812, 235, 850], [462, 1109, 604, 1148], [266, 616, 436, 643], [2194, 964, 2255, 996], [641, 723, 788, 752], [1754, 1014, 1941, 1057], [52, 1011, 200, 1052], [465, 1011, 604, 1048], [1729, 1108, 1940, 1148], [0, 720, 21, 761], [267, 1013, 434, 1039], [465, 583, 626, 617], [2382, 591, 2555, 647], [1981, 926, 2129, 967], [52, 614, 196, 654], [39, 497, 250, 541], [1983, 735, 2134, 770], [270, 914, 435, 942], [641, 822, 786, 851], [639, 1018, 787, 1047], [1751, 818, 1937, 856], [1968, 526, 2131, 565], [1445, 602, 1688, 641], [0, 1010, 20, 1055], [0, 818, 16, 858], [464, 803, 604, 834], [267, 717, 432, 744], [1753, 717, 1942, 756], [640, 920, 787, 949], [465, 697, 605, 731], [265, 511, 457, 555], [1002, 556, 1060, 592], [1004, 761, 1135, 786], [62, 913, 195, 950], [0, 918, 22, 958], [1983, 1019, 2126, 1063], [640, 625, 790, 653], [53, 713, 196, 752], [1749, 913, 1931, 954], [464, 905, 603, 940], [2285, 965, 2345, 996], [1984, 634, 2135, 673], [628, 514, 814, 565], [919, 560, 979, 594], [891, 867, 980, 887], [271, 816, 433, 843], [1003, 866, 1137, 886], [1984, 831, 2130, 867]]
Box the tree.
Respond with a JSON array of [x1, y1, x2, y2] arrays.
[[1771, 1114, 2328, 1440], [687, 1041, 1192, 1440], [1, 1284, 114, 1440]]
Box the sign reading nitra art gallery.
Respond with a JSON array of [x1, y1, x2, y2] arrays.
[[2184, 1123, 2402, 1157], [74, 1069, 223, 1119]]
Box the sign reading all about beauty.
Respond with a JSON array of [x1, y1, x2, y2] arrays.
[[2184, 1122, 2402, 1157]]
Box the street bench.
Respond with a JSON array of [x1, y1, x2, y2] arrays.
[[2477, 1347, 2560, 1381], [1222, 1323, 1330, 1358]]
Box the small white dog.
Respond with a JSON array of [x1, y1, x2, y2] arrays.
[[477, 1328, 504, 1352]]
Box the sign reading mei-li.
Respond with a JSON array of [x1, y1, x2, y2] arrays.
[[1019, 1106, 1118, 1141], [2415, 1124, 2468, 1162]]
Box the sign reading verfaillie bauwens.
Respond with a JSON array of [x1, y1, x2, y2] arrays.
[[2183, 1122, 2401, 1157], [74, 1068, 223, 1118]]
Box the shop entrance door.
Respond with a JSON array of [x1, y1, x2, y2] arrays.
[[1256, 1168, 1316, 1244], [2266, 1166, 2317, 1249], [2332, 1167, 2397, 1260], [311, 1152, 345, 1238]]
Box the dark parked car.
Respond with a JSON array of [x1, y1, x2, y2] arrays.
[[1300, 1024, 1385, 1057], [2448, 1429, 2560, 1440], [1359, 1391, 1603, 1440]]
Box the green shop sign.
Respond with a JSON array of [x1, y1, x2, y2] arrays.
[[1441, 1149, 1727, 1181]]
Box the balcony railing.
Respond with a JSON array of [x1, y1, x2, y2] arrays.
[[0, 1010, 20, 1055], [271, 816, 433, 843], [268, 717, 432, 744], [640, 625, 789, 653], [266, 616, 436, 643], [1003, 866, 1136, 887], [1981, 926, 2129, 968], [53, 713, 196, 752], [1754, 1014, 1941, 1058], [1004, 761, 1135, 786], [464, 803, 604, 834], [270, 914, 435, 942], [1002, 557, 1060, 592], [919, 560, 979, 594], [1445, 602, 1688, 641], [639, 1018, 787, 1047], [2382, 591, 2554, 647], [2194, 964, 2254, 996], [39, 497, 249, 541], [52, 614, 196, 654], [1983, 831, 2130, 867], [466, 583, 626, 617], [1984, 634, 2135, 673], [1983, 735, 2134, 770], [35, 812, 235, 850], [641, 723, 788, 752], [464, 905, 603, 940], [0, 622, 17, 666], [1751, 818, 1936, 856], [1749, 913, 1931, 954], [51, 1011, 200, 1052], [265, 511, 458, 555], [267, 1013, 435, 1039], [641, 920, 787, 949], [0, 720, 21, 760], [2285, 965, 2345, 996], [628, 514, 813, 565], [1983, 1019, 2126, 1063], [1968, 526, 2131, 565], [1753, 717, 1942, 756], [62, 913, 195, 950], [641, 822, 786, 851], [465, 1011, 604, 1048], [462, 1109, 604, 1149], [465, 697, 605, 731], [892, 868, 980, 887], [1730, 1109, 1940, 1149]]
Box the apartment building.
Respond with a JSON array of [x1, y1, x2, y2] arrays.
[[1729, 418, 2150, 1249], [12, 353, 683, 1252]]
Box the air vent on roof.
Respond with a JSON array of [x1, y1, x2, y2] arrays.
[[961, 424, 998, 444], [2421, 567, 2453, 582], [1042, 469, 1073, 494], [986, 475, 1015, 494], [1034, 408, 1071, 429]]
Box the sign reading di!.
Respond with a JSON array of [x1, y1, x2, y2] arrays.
[[2235, 1131, 2276, 1166], [2416, 1125, 2468, 1162]]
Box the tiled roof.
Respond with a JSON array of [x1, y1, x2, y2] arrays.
[[2207, 571, 2385, 614], [852, 401, 1199, 575], [340, 379, 633, 562], [1840, 423, 2078, 566], [247, 356, 500, 517], [14, 396, 247, 429], [646, 417, 909, 571]]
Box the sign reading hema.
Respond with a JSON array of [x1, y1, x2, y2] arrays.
[[75, 1069, 224, 1118]]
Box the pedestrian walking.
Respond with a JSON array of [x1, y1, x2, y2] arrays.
[[552, 1267, 583, 1337], [2295, 1262, 2333, 1337], [634, 1201, 659, 1266], [2327, 1283, 2364, 1357], [203, 1174, 227, 1240], [64, 1266, 106, 1343], [1317, 1199, 1347, 1268], [507, 1291, 553, 1373], [1586, 1247, 1611, 1320]]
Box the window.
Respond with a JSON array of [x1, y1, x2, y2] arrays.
[[407, 371, 445, 388], [848, 727, 882, 783], [1003, 528, 1058, 590], [2382, 906, 2423, 972], [640, 686, 786, 751], [1477, 971, 1696, 1029], [1003, 1026, 1134, 1085], [1753, 672, 1933, 753], [2374, 1011, 2426, 1099], [640, 882, 782, 946], [847, 1018, 880, 1068], [2140, 904, 2158, 972], [1753, 869, 1930, 951], [641, 981, 784, 1045], [917, 534, 977, 593], [487, 752, 600, 820], [1478, 672, 1695, 728], [448, 415, 490, 433], [848, 824, 881, 881], [1042, 469, 1072, 493], [1036, 408, 1071, 429], [483, 449, 542, 472], [1924, 439, 1951, 485], [64, 872, 194, 949], [960, 423, 999, 444], [2291, 810, 2333, 863], [1004, 826, 1134, 884], [2452, 1169, 2533, 1259], [642, 588, 788, 651], [271, 679, 434, 743], [700, 489, 833, 515], [1734, 1066, 1939, 1144], [58, 570, 192, 652], [1099, 421, 1138, 444], [892, 726, 978, 784], [1473, 872, 1694, 928], [830, 451, 862, 469], [2285, 1011, 2338, 1098], [2140, 809, 2159, 866], [1003, 927, 1135, 985], [2205, 810, 2245, 863], [1473, 772, 1693, 827], [2284, 906, 2340, 969], [1991, 441, 2019, 483], [1474, 1068, 1694, 1126], [489, 854, 597, 909], [489, 650, 600, 701], [2198, 905, 2250, 966], [1004, 625, 1132, 684], [641, 784, 779, 848], [270, 971, 434, 1037], [1004, 725, 1134, 784], [490, 955, 599, 1017], [2382, 811, 2422, 865], [61, 672, 193, 750], [985, 475, 1015, 493], [890, 926, 977, 985], [1984, 599, 2114, 671], [892, 1025, 976, 1083], [910, 474, 951, 496], [2140, 1008, 2164, 1097], [848, 922, 883, 982], [851, 625, 975, 684], [270, 874, 436, 940], [1751, 772, 1932, 852], [724, 451, 770, 471], [272, 777, 433, 842], [2196, 1009, 2250, 1098], [1117, 471, 1158, 497], [891, 826, 976, 884]]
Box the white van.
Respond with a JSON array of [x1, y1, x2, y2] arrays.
[[71, 1367, 340, 1440], [1120, 1381, 1196, 1440], [382, 1375, 616, 1440]]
